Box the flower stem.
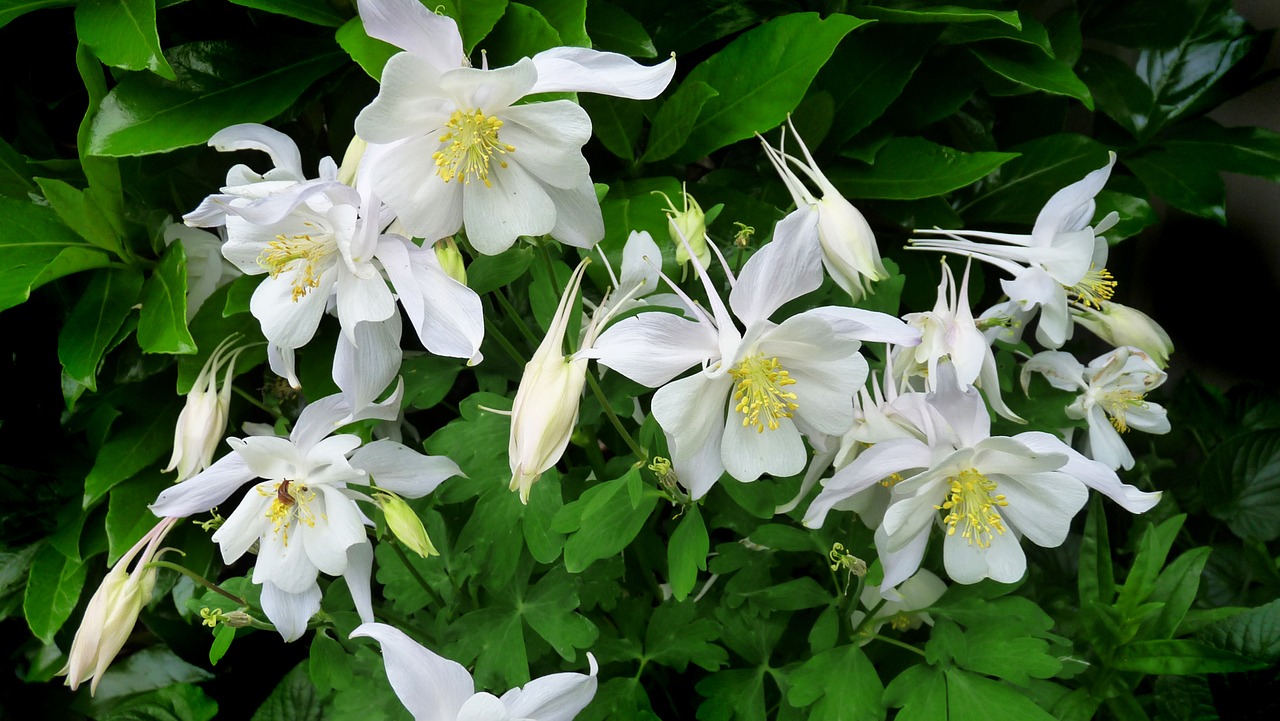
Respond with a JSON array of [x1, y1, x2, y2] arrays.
[[147, 560, 247, 607], [485, 318, 527, 367], [585, 370, 645, 461], [869, 634, 927, 657], [495, 290, 541, 348], [232, 385, 275, 417], [389, 542, 442, 609]]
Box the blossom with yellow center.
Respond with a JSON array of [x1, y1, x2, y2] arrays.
[[728, 354, 799, 432], [432, 109, 515, 186], [936, 469, 1008, 548]]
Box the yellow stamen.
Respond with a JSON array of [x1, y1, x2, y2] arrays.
[[889, 613, 914, 632], [431, 109, 515, 187], [1101, 389, 1147, 433], [880, 472, 904, 488], [935, 468, 1008, 548], [259, 480, 317, 546], [257, 226, 333, 302], [1070, 265, 1117, 309], [728, 354, 799, 432]]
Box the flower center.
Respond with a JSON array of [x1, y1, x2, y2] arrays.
[[728, 354, 799, 433], [257, 226, 334, 302], [889, 612, 915, 632], [1069, 265, 1117, 309], [936, 468, 1008, 548], [1100, 389, 1147, 433], [432, 109, 515, 187], [260, 479, 317, 546]]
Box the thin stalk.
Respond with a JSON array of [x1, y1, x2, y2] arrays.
[[389, 542, 442, 609], [147, 560, 247, 606], [585, 371, 645, 461], [495, 290, 541, 348], [869, 634, 927, 657], [486, 320, 527, 367], [232, 385, 275, 416]]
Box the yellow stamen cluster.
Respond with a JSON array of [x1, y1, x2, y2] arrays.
[[936, 468, 1008, 548], [259, 480, 317, 546], [1069, 265, 1117, 309], [1102, 390, 1147, 433], [889, 613, 914, 632], [728, 354, 799, 433], [432, 109, 515, 187], [880, 472, 904, 488], [257, 227, 333, 302]]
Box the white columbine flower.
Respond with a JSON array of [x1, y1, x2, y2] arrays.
[[164, 335, 246, 481], [150, 394, 461, 641], [352, 622, 597, 721], [912, 153, 1119, 348], [62, 517, 179, 695], [353, 0, 675, 254], [850, 569, 947, 645], [592, 217, 919, 499], [1022, 346, 1170, 470], [805, 364, 1160, 589], [760, 119, 888, 302]]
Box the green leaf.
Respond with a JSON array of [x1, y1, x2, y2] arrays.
[[962, 133, 1111, 224], [786, 644, 884, 721], [57, 268, 144, 392], [210, 624, 236, 665], [855, 4, 1021, 28], [484, 3, 561, 68], [35, 177, 124, 256], [468, 246, 534, 294], [75, 43, 126, 238], [435, 0, 508, 53], [927, 618, 1062, 686], [968, 44, 1093, 108], [1198, 598, 1280, 663], [944, 668, 1057, 721], [425, 393, 512, 499], [522, 566, 599, 660], [1161, 122, 1280, 181], [23, 544, 86, 644], [400, 355, 464, 410], [673, 13, 868, 162], [667, 506, 709, 601], [558, 469, 657, 573], [599, 177, 682, 266], [643, 80, 718, 163], [826, 136, 1019, 199], [105, 469, 169, 564], [1112, 639, 1267, 674], [74, 0, 175, 79], [741, 577, 831, 612], [97, 682, 218, 720], [1095, 187, 1158, 242], [336, 16, 399, 81], [1126, 149, 1226, 223], [1143, 547, 1212, 640], [1079, 495, 1116, 635], [449, 606, 529, 690], [584, 2, 655, 57], [580, 94, 643, 162], [87, 40, 346, 156], [1117, 515, 1185, 615], [696, 667, 768, 721], [0, 0, 75, 29], [0, 136, 36, 199], [137, 241, 197, 354], [525, 0, 588, 48], [645, 601, 727, 672], [251, 662, 325, 721], [523, 470, 566, 564], [1078, 50, 1154, 137], [93, 647, 215, 701], [83, 399, 179, 507], [456, 484, 525, 590], [229, 0, 348, 27], [884, 665, 947, 721], [0, 196, 113, 312], [308, 629, 346, 694], [1203, 430, 1280, 540], [943, 15, 1054, 54]]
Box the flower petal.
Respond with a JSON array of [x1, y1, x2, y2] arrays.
[[530, 46, 676, 98], [350, 439, 463, 497], [350, 622, 475, 721], [356, 0, 464, 71], [260, 581, 321, 642], [149, 452, 255, 518]]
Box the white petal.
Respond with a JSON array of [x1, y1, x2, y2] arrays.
[[458, 693, 511, 721], [249, 268, 335, 350], [501, 654, 598, 721], [463, 160, 556, 255], [808, 307, 922, 346], [150, 452, 255, 518], [211, 485, 272, 563], [530, 46, 676, 98], [350, 622, 475, 721], [378, 237, 485, 361], [944, 521, 1026, 584], [543, 179, 606, 249], [721, 412, 806, 483], [361, 138, 464, 241], [208, 123, 304, 180], [1032, 152, 1116, 242], [877, 521, 931, 591], [652, 374, 732, 499], [730, 212, 823, 325], [997, 471, 1086, 548], [350, 439, 462, 497], [1017, 431, 1161, 513], [344, 541, 375, 624], [356, 0, 463, 70], [334, 318, 403, 417], [499, 102, 592, 189], [260, 582, 321, 642], [591, 311, 719, 387]]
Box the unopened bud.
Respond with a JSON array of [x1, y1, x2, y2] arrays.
[[1074, 300, 1173, 368], [374, 492, 438, 558], [337, 135, 367, 187], [434, 237, 467, 285], [655, 187, 710, 270]]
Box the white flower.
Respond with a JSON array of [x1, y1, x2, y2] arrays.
[[805, 364, 1160, 588], [353, 0, 675, 254], [150, 394, 461, 640], [1022, 346, 1170, 470], [912, 153, 1119, 348], [352, 622, 598, 721], [592, 218, 919, 498], [62, 517, 178, 695], [760, 119, 888, 302], [850, 569, 947, 645], [164, 335, 246, 481], [1073, 300, 1174, 368]]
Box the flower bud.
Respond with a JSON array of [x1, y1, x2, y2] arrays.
[[374, 491, 438, 558], [337, 135, 367, 187], [165, 336, 246, 481], [434, 237, 467, 286], [1073, 301, 1173, 368], [656, 187, 711, 271]]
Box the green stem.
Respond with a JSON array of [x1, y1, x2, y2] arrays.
[[390, 542, 442, 609], [147, 560, 247, 607], [232, 385, 275, 417], [850, 598, 888, 638], [869, 634, 927, 657], [495, 290, 541, 348], [486, 319, 527, 367], [585, 371, 645, 461]]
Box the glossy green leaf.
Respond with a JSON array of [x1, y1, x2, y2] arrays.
[[643, 80, 718, 162], [0, 136, 36, 199], [557, 468, 657, 573], [962, 133, 1111, 224], [1203, 430, 1280, 540], [436, 0, 508, 53], [580, 94, 643, 162], [137, 241, 196, 354], [1095, 188, 1158, 243], [75, 43, 127, 240], [969, 44, 1093, 108], [95, 652, 215, 711], [23, 543, 87, 644], [826, 136, 1018, 200], [35, 177, 123, 255], [526, 0, 588, 48], [1078, 49, 1153, 137], [229, 0, 347, 27], [74, 0, 175, 79], [943, 16, 1054, 56], [1161, 122, 1280, 181], [83, 398, 179, 507], [0, 196, 113, 312], [1112, 639, 1267, 674], [1198, 598, 1280, 663], [786, 644, 884, 721], [585, 2, 655, 57], [1085, 0, 1224, 49], [105, 469, 168, 565], [0, 0, 74, 28], [673, 13, 867, 163], [87, 40, 346, 156], [335, 16, 399, 81], [252, 661, 324, 721], [57, 267, 144, 392], [484, 3, 561, 69], [667, 506, 708, 601], [855, 4, 1020, 28], [1127, 149, 1226, 223], [812, 24, 938, 149]]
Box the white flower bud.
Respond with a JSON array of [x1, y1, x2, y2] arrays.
[[164, 336, 246, 481], [374, 491, 438, 558], [656, 186, 711, 271], [1074, 301, 1174, 368]]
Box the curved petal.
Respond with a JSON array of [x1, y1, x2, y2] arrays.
[[543, 179, 606, 249], [944, 519, 1026, 584], [333, 317, 403, 417], [592, 311, 718, 387], [1016, 431, 1161, 513], [350, 439, 462, 497], [501, 653, 598, 721], [729, 211, 823, 326], [722, 411, 806, 483], [260, 581, 322, 642], [149, 452, 255, 518], [361, 137, 464, 241], [350, 622, 475, 721], [344, 540, 375, 624], [208, 123, 304, 180], [530, 46, 676, 98], [356, 0, 464, 70], [462, 160, 556, 255], [997, 471, 1086, 548], [498, 102, 592, 189], [652, 373, 732, 499]]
